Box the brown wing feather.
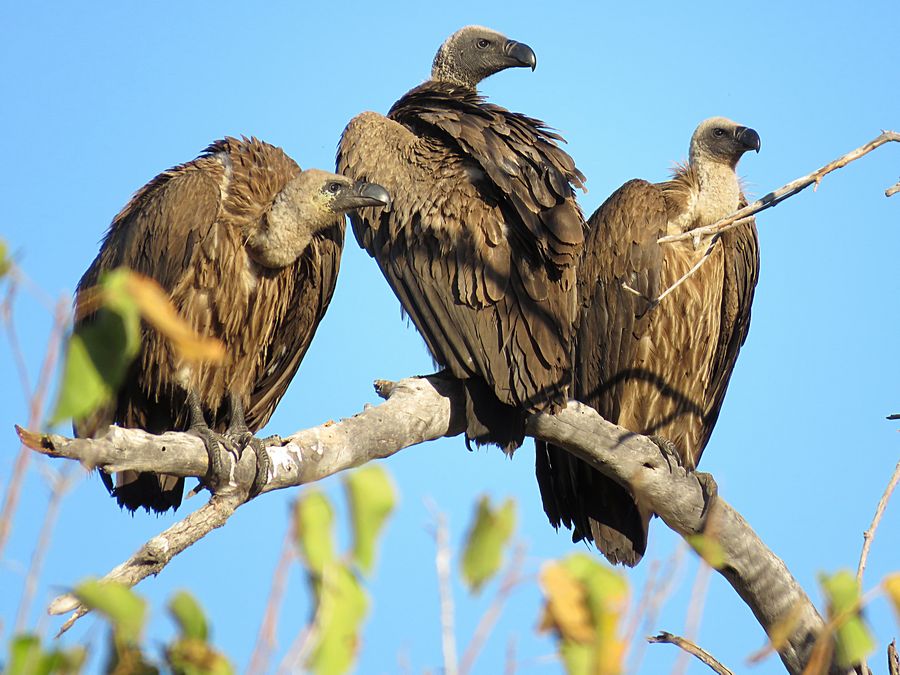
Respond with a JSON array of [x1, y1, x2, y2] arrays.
[[245, 224, 344, 430], [338, 85, 585, 451], [536, 179, 666, 566]]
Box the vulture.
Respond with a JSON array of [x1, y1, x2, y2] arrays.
[[337, 25, 586, 452], [536, 118, 761, 565], [74, 137, 390, 513]]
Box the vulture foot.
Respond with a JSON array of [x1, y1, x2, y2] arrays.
[[695, 471, 719, 521], [648, 435, 684, 474], [224, 395, 271, 499], [189, 423, 238, 492]]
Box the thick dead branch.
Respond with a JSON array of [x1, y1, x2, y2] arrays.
[[648, 631, 734, 675], [21, 375, 844, 672], [658, 130, 899, 246]]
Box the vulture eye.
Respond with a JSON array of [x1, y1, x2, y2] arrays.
[[326, 182, 342, 194], [713, 128, 726, 137], [475, 38, 491, 49]]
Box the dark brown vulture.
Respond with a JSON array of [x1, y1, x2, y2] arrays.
[[536, 117, 761, 565], [337, 25, 586, 452], [74, 137, 390, 513]]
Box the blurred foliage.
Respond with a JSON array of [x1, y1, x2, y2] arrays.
[[344, 465, 396, 575], [2, 635, 85, 675], [818, 570, 875, 668], [0, 238, 11, 279], [50, 267, 224, 425], [460, 495, 516, 593], [539, 553, 628, 675]]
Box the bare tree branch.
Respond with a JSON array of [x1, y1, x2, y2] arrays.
[[886, 181, 900, 198], [658, 130, 899, 246], [247, 527, 296, 675], [888, 640, 899, 675], [649, 631, 734, 675], [856, 459, 900, 583], [433, 510, 459, 675], [20, 375, 847, 673]]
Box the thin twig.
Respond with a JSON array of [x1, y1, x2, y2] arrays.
[[434, 511, 458, 675], [856, 459, 900, 583], [886, 181, 900, 198], [652, 236, 721, 307], [50, 491, 244, 635], [459, 543, 526, 675], [627, 544, 687, 674], [14, 466, 76, 633], [659, 130, 900, 245], [649, 631, 734, 675], [247, 527, 296, 675], [673, 561, 713, 675], [504, 634, 517, 675], [0, 295, 69, 561]]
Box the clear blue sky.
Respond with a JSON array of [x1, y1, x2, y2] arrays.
[[1, 2, 898, 673]]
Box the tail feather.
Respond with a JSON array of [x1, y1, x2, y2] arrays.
[[536, 440, 648, 566], [101, 469, 184, 514]]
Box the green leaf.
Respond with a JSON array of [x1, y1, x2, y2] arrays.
[[686, 533, 726, 569], [539, 555, 628, 675], [306, 564, 368, 675], [295, 492, 336, 576], [74, 579, 147, 644], [168, 591, 209, 641], [166, 638, 234, 675], [344, 465, 396, 575], [50, 270, 143, 425], [5, 634, 86, 675], [819, 570, 875, 667], [0, 239, 10, 279], [460, 496, 516, 593]]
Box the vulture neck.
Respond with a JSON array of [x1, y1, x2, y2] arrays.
[[687, 156, 742, 229]]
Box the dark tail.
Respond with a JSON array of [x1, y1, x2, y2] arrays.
[[535, 440, 648, 566], [100, 470, 184, 514], [460, 377, 527, 454]]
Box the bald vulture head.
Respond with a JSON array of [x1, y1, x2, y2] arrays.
[[689, 117, 761, 169], [431, 25, 537, 89], [248, 170, 390, 268]]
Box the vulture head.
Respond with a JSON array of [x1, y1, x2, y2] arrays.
[[689, 117, 761, 169], [431, 25, 537, 89], [250, 170, 390, 268]]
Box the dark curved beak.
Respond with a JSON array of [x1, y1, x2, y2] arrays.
[[735, 126, 761, 153], [504, 40, 537, 71], [336, 181, 392, 211]]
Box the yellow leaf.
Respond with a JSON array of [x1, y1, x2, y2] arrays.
[[884, 573, 900, 623], [539, 561, 594, 644], [123, 271, 225, 363]]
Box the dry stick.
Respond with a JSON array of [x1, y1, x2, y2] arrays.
[[888, 640, 899, 675], [458, 543, 526, 675], [0, 296, 68, 561], [504, 634, 517, 675], [14, 467, 76, 633], [51, 491, 245, 636], [645, 131, 900, 307], [887, 182, 900, 198], [435, 512, 459, 675], [21, 376, 844, 673], [649, 631, 734, 675], [247, 527, 296, 675], [856, 459, 900, 583], [658, 130, 900, 246], [673, 562, 714, 675], [627, 543, 688, 674]]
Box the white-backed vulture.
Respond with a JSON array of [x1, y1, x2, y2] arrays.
[[74, 137, 390, 513], [337, 26, 586, 452], [536, 118, 761, 565]]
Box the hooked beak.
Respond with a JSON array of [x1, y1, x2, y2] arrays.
[[735, 126, 761, 153], [504, 40, 537, 71], [335, 181, 392, 211]]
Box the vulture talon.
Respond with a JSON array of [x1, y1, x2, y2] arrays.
[[188, 423, 234, 492], [649, 435, 683, 474], [695, 472, 719, 521]]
